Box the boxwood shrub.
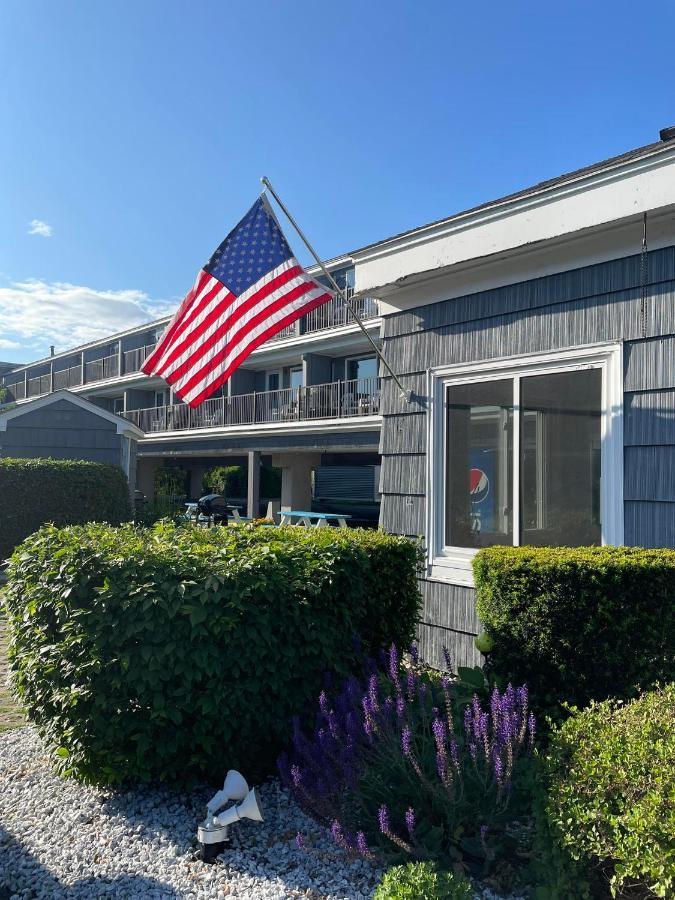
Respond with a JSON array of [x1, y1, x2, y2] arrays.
[[473, 546, 675, 716], [2, 522, 421, 785], [539, 685, 675, 898], [0, 457, 131, 562]]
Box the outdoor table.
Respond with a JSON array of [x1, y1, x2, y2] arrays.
[[278, 510, 351, 528]]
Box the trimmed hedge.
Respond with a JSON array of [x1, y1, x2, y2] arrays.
[[473, 546, 675, 715], [540, 685, 675, 898], [2, 522, 421, 784], [0, 458, 131, 562]]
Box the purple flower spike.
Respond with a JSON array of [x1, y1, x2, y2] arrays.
[[528, 710, 536, 745], [356, 830, 370, 856], [396, 695, 405, 717], [493, 751, 504, 784], [449, 738, 459, 768], [295, 832, 305, 850], [441, 675, 451, 691], [409, 640, 419, 663], [368, 674, 379, 712], [290, 764, 302, 788], [401, 724, 412, 757], [319, 690, 329, 717], [378, 803, 390, 834], [388, 643, 399, 680], [432, 717, 446, 753], [442, 645, 453, 671], [405, 807, 415, 838], [436, 750, 448, 781], [406, 669, 416, 701]]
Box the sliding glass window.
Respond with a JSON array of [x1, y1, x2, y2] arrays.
[[445, 368, 602, 549]]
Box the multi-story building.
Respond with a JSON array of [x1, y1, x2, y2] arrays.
[[0, 260, 384, 522], [4, 125, 675, 668]]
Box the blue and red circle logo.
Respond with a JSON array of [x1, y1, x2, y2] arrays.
[[469, 467, 490, 504]]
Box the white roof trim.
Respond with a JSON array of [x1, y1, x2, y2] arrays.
[[0, 390, 144, 439]]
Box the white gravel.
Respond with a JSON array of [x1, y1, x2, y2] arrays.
[[0, 727, 382, 899]]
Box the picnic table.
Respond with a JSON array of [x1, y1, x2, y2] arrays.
[[279, 510, 351, 528], [184, 502, 249, 523]]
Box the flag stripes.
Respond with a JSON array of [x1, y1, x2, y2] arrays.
[[142, 197, 333, 407]]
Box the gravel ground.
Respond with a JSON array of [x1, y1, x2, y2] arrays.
[[0, 728, 383, 900]]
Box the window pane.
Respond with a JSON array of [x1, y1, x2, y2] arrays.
[[445, 380, 513, 549], [347, 357, 378, 382], [520, 369, 601, 546], [290, 368, 303, 389]]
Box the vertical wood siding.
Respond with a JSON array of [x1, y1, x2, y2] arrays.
[[379, 246, 675, 670]]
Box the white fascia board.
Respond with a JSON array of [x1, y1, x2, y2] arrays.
[[0, 390, 144, 439], [137, 414, 382, 443], [353, 146, 675, 300]]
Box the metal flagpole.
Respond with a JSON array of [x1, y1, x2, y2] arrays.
[[260, 176, 411, 402]]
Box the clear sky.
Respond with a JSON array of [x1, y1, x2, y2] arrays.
[[1, 0, 674, 363]]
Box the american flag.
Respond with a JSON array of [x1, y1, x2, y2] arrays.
[[142, 196, 332, 407]]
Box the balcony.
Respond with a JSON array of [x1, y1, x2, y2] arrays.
[[265, 290, 379, 343], [123, 343, 157, 374], [124, 376, 381, 434], [84, 354, 119, 383], [53, 365, 82, 391]]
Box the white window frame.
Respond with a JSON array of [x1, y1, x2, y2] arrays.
[[426, 342, 624, 586]]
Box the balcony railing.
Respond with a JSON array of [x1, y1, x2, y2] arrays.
[[3, 381, 26, 402], [266, 290, 379, 342], [53, 365, 82, 391], [123, 343, 157, 374], [124, 376, 381, 433], [84, 354, 119, 383], [27, 374, 51, 397]]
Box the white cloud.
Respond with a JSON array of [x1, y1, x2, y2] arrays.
[[0, 337, 21, 350], [0, 279, 175, 358], [28, 219, 53, 237]]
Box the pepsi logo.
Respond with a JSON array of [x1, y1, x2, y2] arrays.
[[469, 467, 490, 504]]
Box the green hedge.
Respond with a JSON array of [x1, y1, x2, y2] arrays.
[[2, 522, 421, 784], [473, 546, 675, 715], [539, 685, 675, 898], [0, 458, 131, 562]]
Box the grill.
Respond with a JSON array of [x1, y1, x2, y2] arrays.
[[197, 493, 229, 524]]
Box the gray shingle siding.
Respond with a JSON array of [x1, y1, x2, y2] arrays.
[[0, 399, 124, 468], [379, 245, 675, 669]]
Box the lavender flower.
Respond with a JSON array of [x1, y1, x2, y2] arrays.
[[355, 830, 371, 857], [378, 804, 390, 835], [409, 640, 419, 663], [367, 673, 379, 712], [406, 669, 417, 701], [405, 806, 415, 839], [330, 819, 350, 851], [319, 690, 329, 717], [295, 832, 305, 850], [396, 695, 406, 718], [432, 717, 446, 754], [442, 644, 453, 671], [401, 724, 413, 757], [528, 710, 536, 747], [290, 764, 302, 788]]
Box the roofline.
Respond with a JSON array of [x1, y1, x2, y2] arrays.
[[349, 135, 675, 258], [0, 390, 144, 439]]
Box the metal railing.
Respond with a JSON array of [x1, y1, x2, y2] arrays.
[[84, 354, 119, 383], [266, 290, 379, 342], [27, 374, 51, 397], [53, 365, 82, 391], [123, 343, 157, 374], [3, 380, 26, 401], [124, 376, 381, 433]]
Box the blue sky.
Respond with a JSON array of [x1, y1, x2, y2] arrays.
[[1, 0, 674, 363]]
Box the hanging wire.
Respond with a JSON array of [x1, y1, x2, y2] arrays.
[[640, 213, 648, 338]]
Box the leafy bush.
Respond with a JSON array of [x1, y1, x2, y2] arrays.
[[0, 457, 131, 562], [281, 645, 535, 884], [154, 465, 188, 497], [202, 464, 246, 497], [539, 684, 675, 899], [2, 522, 421, 784], [374, 862, 473, 899], [473, 546, 675, 717]]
